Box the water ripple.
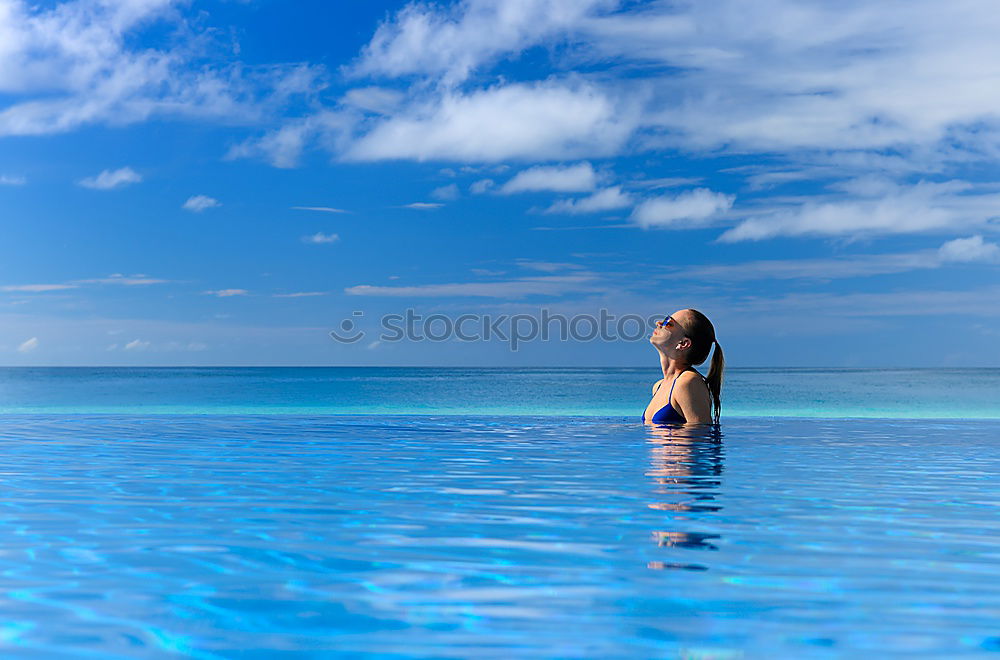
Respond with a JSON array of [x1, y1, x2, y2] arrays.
[[0, 415, 997, 656]]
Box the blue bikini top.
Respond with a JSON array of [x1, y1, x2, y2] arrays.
[[641, 370, 692, 424]]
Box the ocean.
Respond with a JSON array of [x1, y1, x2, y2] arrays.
[[0, 368, 998, 657], [1, 366, 999, 418]]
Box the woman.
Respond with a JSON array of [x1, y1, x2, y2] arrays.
[[641, 309, 724, 425]]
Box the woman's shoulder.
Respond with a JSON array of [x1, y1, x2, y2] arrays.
[[651, 378, 664, 394], [675, 369, 708, 391]]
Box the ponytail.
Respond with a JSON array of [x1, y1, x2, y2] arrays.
[[705, 340, 725, 425], [677, 308, 724, 424]]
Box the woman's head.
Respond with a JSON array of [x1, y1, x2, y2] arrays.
[[651, 308, 725, 424], [650, 309, 713, 359]]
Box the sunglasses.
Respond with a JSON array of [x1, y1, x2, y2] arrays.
[[657, 315, 690, 336]]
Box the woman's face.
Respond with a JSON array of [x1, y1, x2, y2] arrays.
[[649, 309, 692, 350]]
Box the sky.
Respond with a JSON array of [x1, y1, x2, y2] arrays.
[[1, 0, 999, 367]]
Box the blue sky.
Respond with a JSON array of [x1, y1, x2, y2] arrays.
[[2, 0, 999, 367]]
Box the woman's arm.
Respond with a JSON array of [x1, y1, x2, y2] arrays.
[[672, 374, 713, 424]]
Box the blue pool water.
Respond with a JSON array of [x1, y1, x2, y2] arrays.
[[0, 414, 998, 657], [0, 369, 998, 657]]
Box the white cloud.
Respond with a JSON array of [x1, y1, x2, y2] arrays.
[[345, 274, 597, 298], [399, 202, 443, 210], [203, 289, 248, 297], [108, 340, 209, 353], [291, 206, 349, 214], [1, 283, 77, 292], [344, 82, 637, 162], [74, 274, 170, 286], [78, 166, 141, 190], [676, 251, 935, 282], [0, 0, 322, 137], [340, 87, 404, 114], [352, 0, 611, 85], [578, 1, 1000, 158], [938, 235, 1000, 263], [720, 180, 1000, 242], [673, 238, 1000, 283], [273, 291, 328, 298], [11, 0, 1000, 251], [227, 118, 312, 168], [2, 276, 167, 292], [530, 222, 631, 231], [180, 342, 208, 351], [0, 175, 26, 185], [545, 186, 632, 214], [331, 0, 1000, 194], [302, 232, 340, 244], [516, 261, 582, 272], [501, 162, 597, 194], [730, 285, 1000, 320], [470, 179, 495, 194], [182, 195, 221, 212], [737, 167, 844, 191], [631, 177, 703, 190], [632, 189, 735, 229], [431, 183, 459, 200], [17, 337, 38, 353], [226, 110, 355, 169]]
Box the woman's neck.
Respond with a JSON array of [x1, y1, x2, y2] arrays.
[[659, 354, 690, 379]]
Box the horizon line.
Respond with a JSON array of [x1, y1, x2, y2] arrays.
[[1, 365, 998, 370]]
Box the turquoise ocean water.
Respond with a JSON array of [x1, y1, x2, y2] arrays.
[[1, 366, 998, 418], [1, 368, 998, 656]]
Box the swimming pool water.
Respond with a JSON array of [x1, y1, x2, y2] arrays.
[[1, 414, 997, 657]]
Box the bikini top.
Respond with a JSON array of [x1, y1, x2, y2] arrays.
[[641, 369, 693, 424]]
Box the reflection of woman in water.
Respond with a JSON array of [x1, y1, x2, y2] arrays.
[[641, 309, 725, 425], [645, 423, 724, 569]]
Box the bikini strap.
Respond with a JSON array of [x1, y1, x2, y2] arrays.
[[667, 367, 696, 404], [666, 371, 683, 401]]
